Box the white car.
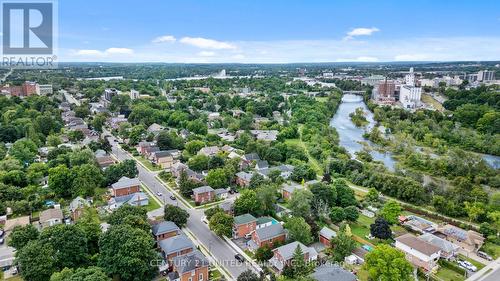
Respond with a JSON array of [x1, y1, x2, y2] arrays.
[[458, 261, 477, 272], [201, 216, 209, 224], [156, 192, 162, 196]]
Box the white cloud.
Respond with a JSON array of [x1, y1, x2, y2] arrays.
[[180, 37, 236, 49], [198, 51, 216, 57], [105, 47, 134, 55], [344, 27, 380, 40], [394, 54, 430, 61], [75, 47, 133, 57], [152, 35, 176, 43], [337, 56, 379, 62]]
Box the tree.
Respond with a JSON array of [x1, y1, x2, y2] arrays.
[[209, 212, 233, 237], [365, 188, 380, 202], [249, 173, 266, 188], [464, 201, 486, 222], [50, 266, 111, 281], [205, 168, 230, 189], [330, 228, 356, 262], [284, 216, 312, 245], [98, 224, 157, 281], [329, 207, 345, 223], [256, 186, 277, 216], [334, 179, 357, 207], [255, 245, 273, 262], [283, 245, 311, 278], [39, 224, 89, 269], [204, 206, 224, 221], [237, 270, 260, 281], [187, 120, 208, 135], [16, 240, 56, 281], [76, 207, 102, 255], [379, 200, 401, 225], [343, 206, 359, 222], [7, 224, 39, 250], [49, 165, 74, 198], [370, 217, 392, 240], [363, 245, 413, 281], [187, 154, 209, 171], [164, 205, 189, 227], [289, 189, 313, 218], [290, 163, 316, 182], [185, 140, 205, 155], [104, 160, 138, 186], [91, 114, 107, 132], [234, 189, 260, 215], [156, 131, 184, 150], [72, 163, 104, 197], [310, 183, 336, 207], [108, 205, 148, 226], [10, 138, 38, 164], [68, 130, 85, 142]]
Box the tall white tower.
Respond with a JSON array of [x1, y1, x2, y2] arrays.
[[405, 67, 415, 86]]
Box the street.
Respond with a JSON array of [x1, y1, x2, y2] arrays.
[[106, 133, 254, 280]]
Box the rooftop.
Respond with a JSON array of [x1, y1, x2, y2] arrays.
[[396, 233, 441, 256], [234, 214, 257, 225]]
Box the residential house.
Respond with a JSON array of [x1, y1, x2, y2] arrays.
[[137, 141, 156, 155], [255, 160, 269, 170], [250, 223, 286, 249], [269, 241, 318, 273], [172, 162, 188, 178], [168, 250, 210, 281], [233, 214, 257, 239], [69, 196, 90, 221], [159, 234, 195, 264], [108, 192, 149, 210], [395, 233, 441, 271], [258, 164, 294, 180], [235, 171, 253, 187], [39, 208, 64, 229], [214, 188, 228, 200], [220, 201, 234, 215], [192, 186, 215, 204], [256, 217, 277, 230], [4, 216, 30, 235], [111, 177, 141, 197], [197, 146, 220, 157], [186, 169, 205, 183], [143, 145, 160, 158], [147, 123, 165, 134], [249, 130, 279, 141], [311, 264, 357, 281], [319, 226, 337, 247], [240, 153, 260, 169], [419, 233, 460, 260], [152, 221, 181, 241], [400, 215, 437, 234], [281, 183, 304, 200], [151, 151, 175, 169], [96, 155, 116, 169], [434, 224, 485, 253]]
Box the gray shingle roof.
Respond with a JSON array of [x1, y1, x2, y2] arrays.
[[312, 264, 357, 281], [192, 186, 214, 194], [319, 226, 337, 239], [273, 241, 316, 261], [152, 221, 180, 236], [255, 223, 284, 240], [111, 177, 140, 189], [172, 250, 209, 274], [419, 233, 459, 253], [159, 234, 194, 255]]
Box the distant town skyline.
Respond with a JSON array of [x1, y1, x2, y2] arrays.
[[49, 0, 500, 62]]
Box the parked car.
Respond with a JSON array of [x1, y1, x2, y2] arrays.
[[477, 251, 493, 261], [156, 192, 162, 197], [458, 260, 477, 272], [0, 229, 4, 237], [201, 216, 209, 224], [169, 195, 176, 200], [235, 254, 245, 263], [0, 237, 4, 245]]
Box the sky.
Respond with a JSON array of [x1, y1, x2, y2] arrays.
[[53, 0, 500, 63]]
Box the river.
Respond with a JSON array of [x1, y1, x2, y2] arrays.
[[329, 94, 397, 171], [329, 94, 500, 171]]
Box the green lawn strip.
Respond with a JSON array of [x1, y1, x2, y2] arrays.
[[480, 241, 500, 259], [136, 156, 162, 171], [435, 266, 466, 281], [154, 176, 194, 209], [285, 124, 323, 175]]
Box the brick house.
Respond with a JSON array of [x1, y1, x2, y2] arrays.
[[235, 171, 252, 187], [137, 141, 156, 154], [111, 177, 141, 197], [172, 162, 188, 178], [319, 226, 337, 247], [434, 224, 485, 254], [233, 214, 257, 238], [281, 183, 304, 200], [395, 233, 441, 272], [251, 223, 286, 249], [159, 234, 195, 265], [192, 186, 215, 204], [69, 196, 89, 221], [168, 250, 210, 281], [269, 241, 318, 273], [152, 221, 181, 242], [151, 151, 175, 169]]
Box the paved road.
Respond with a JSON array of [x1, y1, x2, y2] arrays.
[[466, 257, 500, 281], [106, 133, 253, 280]]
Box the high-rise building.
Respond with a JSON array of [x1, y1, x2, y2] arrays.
[[477, 70, 495, 81], [400, 85, 421, 109], [405, 67, 415, 86], [103, 88, 118, 101]]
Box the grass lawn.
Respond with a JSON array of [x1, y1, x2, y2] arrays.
[[351, 215, 375, 239], [458, 254, 485, 270], [210, 269, 223, 280], [139, 185, 161, 211], [5, 276, 23, 281], [422, 94, 445, 111], [435, 266, 466, 281], [315, 96, 329, 103], [136, 156, 162, 171], [481, 241, 500, 259]]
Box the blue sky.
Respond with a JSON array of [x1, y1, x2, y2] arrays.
[[55, 0, 500, 62]]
